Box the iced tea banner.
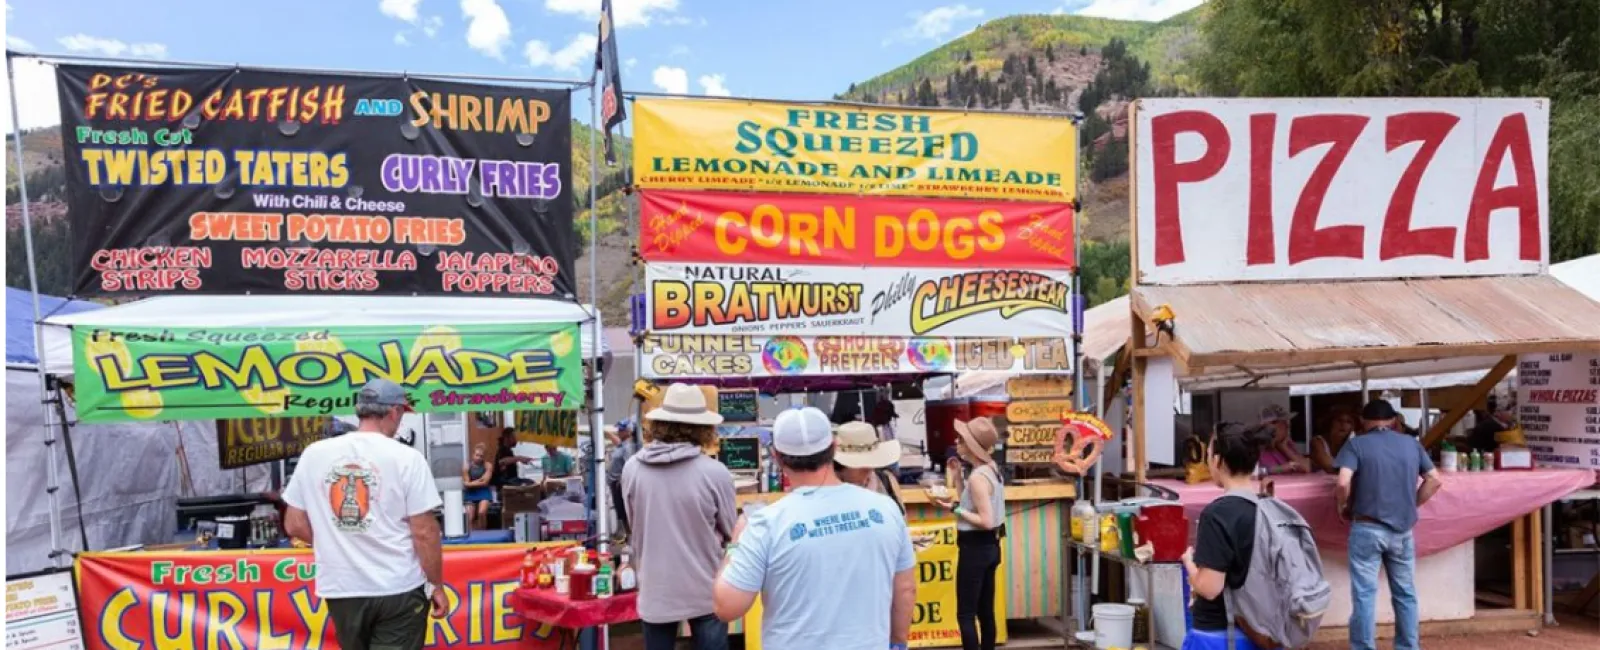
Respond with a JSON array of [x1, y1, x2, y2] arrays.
[[70, 323, 583, 423], [638, 190, 1075, 269], [633, 97, 1077, 202], [74, 547, 566, 650], [640, 333, 1074, 379]]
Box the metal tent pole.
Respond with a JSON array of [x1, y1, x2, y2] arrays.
[[586, 76, 609, 650], [8, 53, 68, 568]]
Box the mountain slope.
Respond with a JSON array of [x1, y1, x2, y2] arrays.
[[840, 9, 1203, 105]]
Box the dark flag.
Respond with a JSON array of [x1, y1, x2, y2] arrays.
[[597, 0, 626, 165]]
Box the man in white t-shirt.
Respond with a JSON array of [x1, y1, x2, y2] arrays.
[[712, 407, 917, 650], [282, 379, 446, 650]]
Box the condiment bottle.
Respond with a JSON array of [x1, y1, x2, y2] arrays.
[[617, 553, 637, 593], [570, 558, 596, 601], [1070, 500, 1095, 543], [1440, 442, 1458, 472], [595, 561, 614, 599], [519, 549, 538, 589], [1469, 449, 1483, 471]]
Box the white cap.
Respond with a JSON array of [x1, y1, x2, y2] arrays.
[[772, 407, 833, 456]]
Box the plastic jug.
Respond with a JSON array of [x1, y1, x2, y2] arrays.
[[1133, 503, 1187, 562]]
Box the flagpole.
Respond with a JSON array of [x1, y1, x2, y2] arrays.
[[587, 12, 610, 650]]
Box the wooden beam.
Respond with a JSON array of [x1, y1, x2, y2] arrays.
[[1512, 515, 1528, 611], [1187, 341, 1593, 371], [1422, 355, 1518, 448]]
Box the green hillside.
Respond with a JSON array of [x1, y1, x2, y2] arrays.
[[840, 8, 1204, 103]]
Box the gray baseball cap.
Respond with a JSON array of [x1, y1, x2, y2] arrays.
[[356, 379, 413, 411]]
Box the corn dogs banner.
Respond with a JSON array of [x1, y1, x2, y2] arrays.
[[74, 547, 566, 650], [645, 263, 1074, 338], [70, 323, 583, 423], [638, 190, 1075, 268], [641, 333, 1073, 378], [634, 98, 1077, 202]]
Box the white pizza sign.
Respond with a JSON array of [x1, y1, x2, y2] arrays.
[[1134, 98, 1549, 284]]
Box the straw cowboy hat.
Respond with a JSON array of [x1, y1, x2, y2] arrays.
[[644, 383, 724, 426], [953, 417, 998, 466], [834, 421, 901, 469]]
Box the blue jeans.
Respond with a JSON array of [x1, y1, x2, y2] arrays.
[[1348, 522, 1419, 650], [640, 614, 727, 650]]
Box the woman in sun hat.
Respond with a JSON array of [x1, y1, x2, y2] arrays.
[[929, 417, 1006, 650], [834, 421, 905, 513]]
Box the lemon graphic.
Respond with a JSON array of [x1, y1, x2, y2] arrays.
[[120, 390, 164, 419], [295, 334, 347, 355], [409, 326, 463, 364], [240, 384, 290, 415], [549, 330, 575, 358], [83, 336, 133, 377]]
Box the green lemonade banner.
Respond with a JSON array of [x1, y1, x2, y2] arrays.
[[71, 323, 584, 423]]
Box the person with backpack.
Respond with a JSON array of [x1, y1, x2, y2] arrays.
[[1181, 422, 1331, 650], [1335, 400, 1444, 650]]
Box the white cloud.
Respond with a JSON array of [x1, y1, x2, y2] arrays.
[[1071, 0, 1203, 21], [422, 15, 444, 37], [130, 43, 167, 58], [667, 44, 689, 58], [1, 57, 59, 133], [698, 73, 730, 97], [57, 34, 167, 58], [651, 65, 688, 94], [544, 0, 680, 28], [461, 0, 512, 59], [524, 33, 598, 72], [395, 32, 412, 46], [380, 0, 422, 23], [8, 35, 33, 50], [624, 57, 637, 71], [886, 4, 984, 45]]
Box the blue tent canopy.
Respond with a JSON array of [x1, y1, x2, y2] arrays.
[[6, 288, 101, 366]]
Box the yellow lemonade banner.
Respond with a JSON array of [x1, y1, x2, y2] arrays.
[[71, 323, 583, 423], [907, 521, 1008, 648], [634, 98, 1077, 202]]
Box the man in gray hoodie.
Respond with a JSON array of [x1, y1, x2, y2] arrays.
[[622, 384, 737, 650]]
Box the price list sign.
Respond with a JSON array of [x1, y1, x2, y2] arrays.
[[1516, 353, 1600, 469], [5, 570, 82, 650]]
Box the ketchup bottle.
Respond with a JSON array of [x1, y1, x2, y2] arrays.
[[519, 549, 538, 589]]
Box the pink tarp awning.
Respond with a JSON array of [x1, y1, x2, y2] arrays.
[[1151, 469, 1595, 557]]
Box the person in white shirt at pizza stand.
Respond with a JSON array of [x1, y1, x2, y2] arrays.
[[282, 378, 447, 650]]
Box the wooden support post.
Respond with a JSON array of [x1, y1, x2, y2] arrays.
[[1530, 508, 1544, 616], [1132, 317, 1148, 486], [1422, 355, 1518, 449], [1512, 515, 1528, 611]]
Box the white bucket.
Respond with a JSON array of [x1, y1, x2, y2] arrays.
[[1092, 603, 1136, 649]]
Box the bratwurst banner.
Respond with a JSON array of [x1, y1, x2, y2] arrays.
[[634, 98, 1077, 202], [638, 190, 1075, 268], [70, 323, 582, 423], [55, 65, 575, 297], [645, 263, 1075, 338]]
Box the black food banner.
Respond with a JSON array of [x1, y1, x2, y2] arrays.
[[55, 65, 576, 297]]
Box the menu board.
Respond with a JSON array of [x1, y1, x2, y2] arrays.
[[718, 389, 759, 423], [1516, 353, 1600, 469], [717, 436, 762, 472], [5, 570, 83, 650]]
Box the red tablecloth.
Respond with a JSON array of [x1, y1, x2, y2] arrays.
[[513, 588, 639, 629], [1150, 469, 1594, 557]]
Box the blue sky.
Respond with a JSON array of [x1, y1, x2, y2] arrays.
[[2, 0, 1202, 133]]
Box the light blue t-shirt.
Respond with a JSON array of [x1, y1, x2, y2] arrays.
[[723, 484, 916, 650]]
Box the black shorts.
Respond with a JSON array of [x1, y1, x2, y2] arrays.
[[325, 587, 430, 650]]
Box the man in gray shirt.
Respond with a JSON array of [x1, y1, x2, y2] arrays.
[[1335, 400, 1443, 650]]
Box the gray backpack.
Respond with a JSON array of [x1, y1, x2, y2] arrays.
[[1221, 489, 1332, 649]]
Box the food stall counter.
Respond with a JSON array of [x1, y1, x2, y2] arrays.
[[735, 481, 1076, 619]]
